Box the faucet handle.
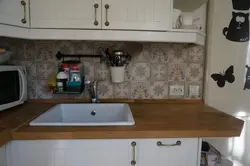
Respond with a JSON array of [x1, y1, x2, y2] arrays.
[[85, 80, 91, 85]]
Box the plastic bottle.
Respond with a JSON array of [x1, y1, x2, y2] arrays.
[[56, 68, 68, 92]]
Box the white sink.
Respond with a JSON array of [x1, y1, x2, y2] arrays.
[[29, 104, 135, 126]]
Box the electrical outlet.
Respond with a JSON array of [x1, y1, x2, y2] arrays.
[[170, 85, 184, 96], [189, 85, 200, 96]]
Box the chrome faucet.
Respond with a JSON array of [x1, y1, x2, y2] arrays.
[[85, 80, 100, 103]]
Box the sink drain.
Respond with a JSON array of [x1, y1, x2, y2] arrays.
[[91, 111, 96, 116]]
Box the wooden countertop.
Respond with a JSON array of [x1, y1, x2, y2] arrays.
[[0, 100, 244, 146]]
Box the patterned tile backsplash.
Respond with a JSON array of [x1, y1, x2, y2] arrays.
[[0, 38, 205, 99]]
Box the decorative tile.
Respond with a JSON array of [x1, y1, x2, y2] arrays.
[[150, 81, 168, 99], [98, 81, 113, 99], [56, 41, 75, 54], [83, 61, 95, 81], [186, 45, 205, 63], [131, 63, 150, 81], [168, 63, 186, 82], [150, 43, 173, 63], [20, 61, 37, 81], [36, 80, 53, 99], [27, 79, 37, 99], [151, 63, 168, 81], [73, 41, 94, 54], [124, 63, 132, 81], [94, 63, 110, 81], [36, 61, 57, 80], [113, 82, 131, 98], [35, 41, 56, 61], [0, 38, 206, 100], [93, 41, 115, 54], [131, 51, 151, 62], [131, 81, 150, 99], [18, 40, 36, 61], [186, 63, 204, 82], [170, 44, 188, 63]]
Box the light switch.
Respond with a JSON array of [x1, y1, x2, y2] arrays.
[[189, 85, 200, 96]]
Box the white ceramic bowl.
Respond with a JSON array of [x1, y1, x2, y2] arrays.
[[0, 51, 12, 64]]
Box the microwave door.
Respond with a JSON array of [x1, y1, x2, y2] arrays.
[[18, 68, 27, 102], [0, 71, 20, 111]]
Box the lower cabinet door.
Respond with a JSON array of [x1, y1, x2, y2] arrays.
[[0, 145, 6, 166], [137, 138, 200, 166], [10, 140, 133, 166]]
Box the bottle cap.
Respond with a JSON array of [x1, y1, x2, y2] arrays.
[[72, 65, 79, 71], [61, 63, 70, 68]]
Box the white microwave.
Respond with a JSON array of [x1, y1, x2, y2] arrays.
[[0, 65, 27, 111]]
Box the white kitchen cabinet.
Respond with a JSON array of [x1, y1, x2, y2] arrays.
[[10, 138, 201, 166], [101, 0, 171, 31], [0, 0, 29, 27], [10, 140, 134, 166], [30, 0, 102, 29], [138, 138, 200, 166], [0, 145, 6, 166]]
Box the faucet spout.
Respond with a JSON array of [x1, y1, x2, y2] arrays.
[[85, 80, 100, 103]]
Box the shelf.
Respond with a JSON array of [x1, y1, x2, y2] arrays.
[[0, 25, 206, 45], [171, 29, 206, 36], [53, 91, 83, 95]]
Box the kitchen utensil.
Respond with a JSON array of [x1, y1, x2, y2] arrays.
[[180, 13, 195, 29], [172, 9, 182, 28], [113, 51, 126, 66], [98, 47, 107, 60], [0, 51, 12, 64]]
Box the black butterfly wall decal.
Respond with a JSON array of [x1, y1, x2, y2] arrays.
[[211, 65, 235, 88]]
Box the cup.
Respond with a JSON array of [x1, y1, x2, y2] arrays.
[[110, 66, 125, 83]]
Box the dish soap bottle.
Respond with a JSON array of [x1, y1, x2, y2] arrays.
[[67, 65, 82, 92], [56, 68, 68, 92]]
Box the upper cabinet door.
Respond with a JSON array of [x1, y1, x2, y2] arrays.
[[102, 0, 171, 31], [30, 0, 102, 29], [0, 0, 29, 28]]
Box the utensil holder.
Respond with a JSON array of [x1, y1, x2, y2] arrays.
[[110, 66, 125, 83]]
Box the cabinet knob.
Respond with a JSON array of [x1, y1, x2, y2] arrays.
[[105, 4, 109, 9], [105, 21, 110, 26], [21, 19, 27, 24]]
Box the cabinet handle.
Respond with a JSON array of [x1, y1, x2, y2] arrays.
[[157, 141, 181, 147], [131, 142, 136, 166], [94, 3, 99, 26], [104, 4, 110, 26], [20, 0, 27, 24]]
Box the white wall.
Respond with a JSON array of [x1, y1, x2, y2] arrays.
[[174, 0, 207, 11], [205, 0, 250, 116]]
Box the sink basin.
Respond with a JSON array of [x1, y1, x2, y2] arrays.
[[29, 104, 135, 126]]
